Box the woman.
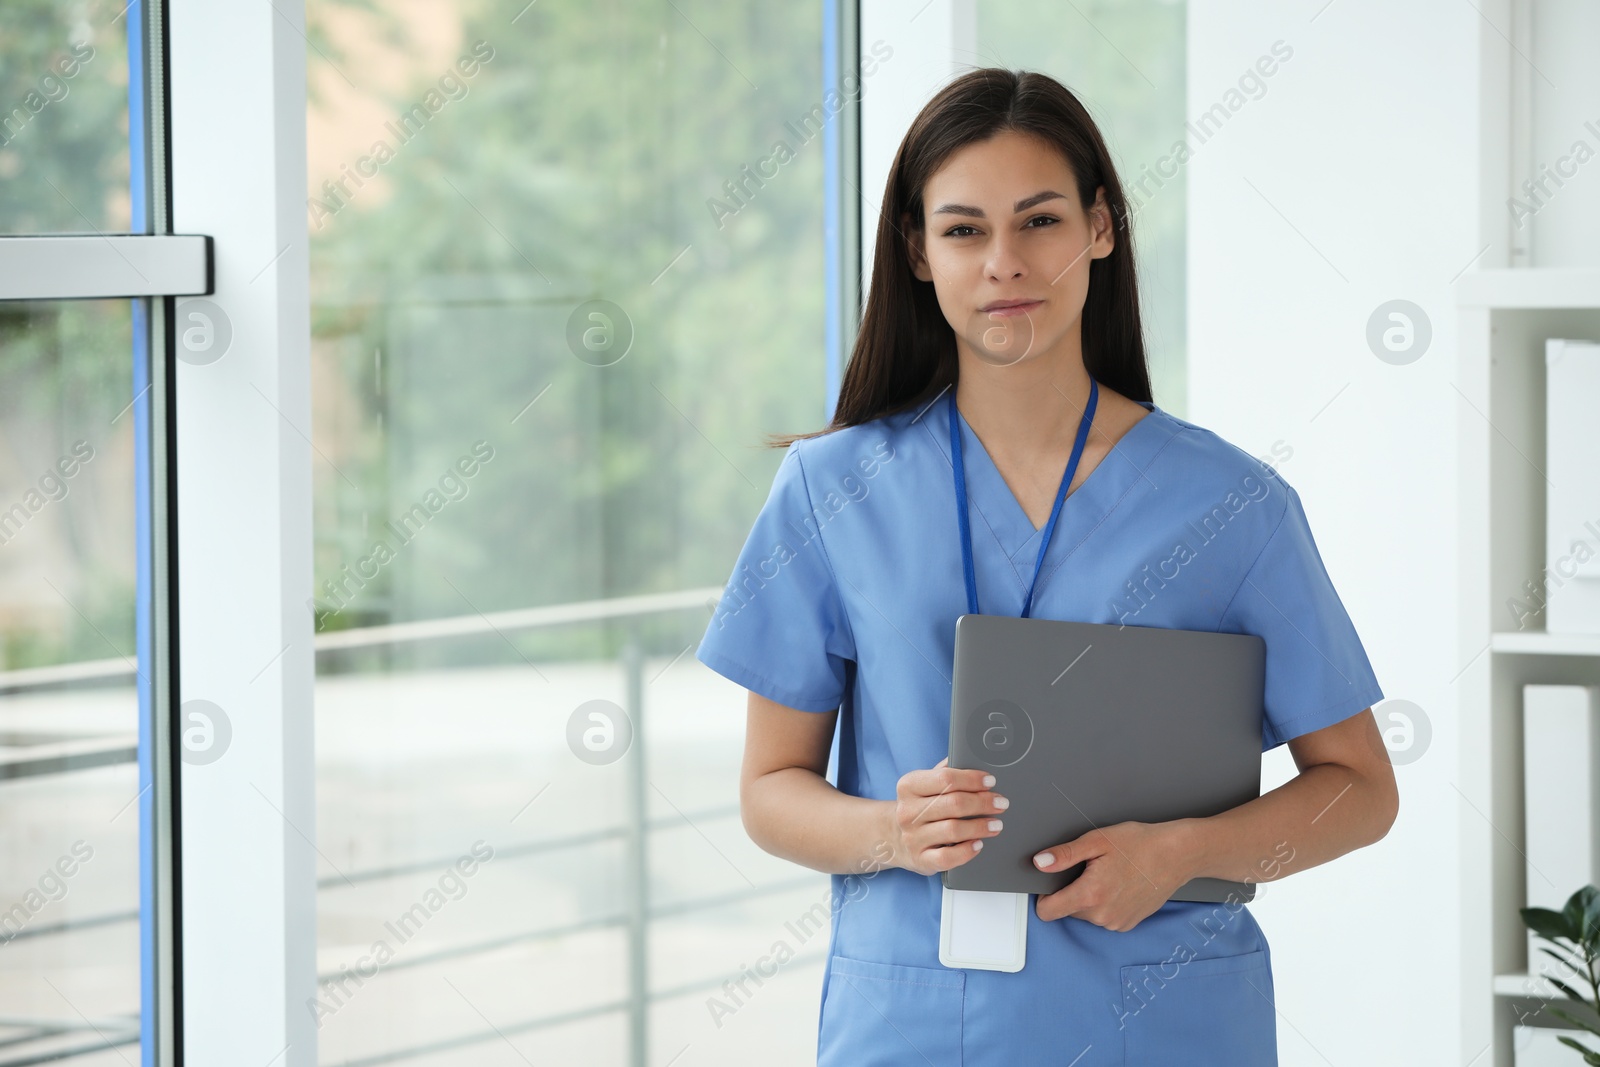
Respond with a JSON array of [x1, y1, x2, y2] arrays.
[[695, 67, 1396, 1066]]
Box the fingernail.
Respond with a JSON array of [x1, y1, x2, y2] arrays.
[[973, 840, 983, 852], [982, 774, 995, 787], [988, 819, 1003, 832], [992, 795, 1009, 810], [1034, 851, 1053, 868]]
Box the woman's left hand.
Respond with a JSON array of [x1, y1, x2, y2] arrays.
[[1032, 820, 1192, 931]]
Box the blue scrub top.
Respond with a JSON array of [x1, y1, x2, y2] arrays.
[[695, 396, 1385, 1067]]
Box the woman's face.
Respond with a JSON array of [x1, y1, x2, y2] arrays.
[[904, 129, 1113, 369]]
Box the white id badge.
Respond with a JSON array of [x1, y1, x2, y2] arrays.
[[938, 886, 1027, 972]]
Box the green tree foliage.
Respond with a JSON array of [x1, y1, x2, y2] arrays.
[[0, 4, 137, 669], [303, 0, 829, 665]]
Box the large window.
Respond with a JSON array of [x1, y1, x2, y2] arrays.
[[304, 3, 833, 1062], [0, 3, 170, 1064]]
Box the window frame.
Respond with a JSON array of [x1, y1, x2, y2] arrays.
[[0, 1, 193, 1064]]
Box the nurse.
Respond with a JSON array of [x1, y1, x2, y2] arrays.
[[695, 67, 1396, 1066]]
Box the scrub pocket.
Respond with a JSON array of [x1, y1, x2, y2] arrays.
[[818, 953, 966, 1067], [1118, 947, 1276, 1066]]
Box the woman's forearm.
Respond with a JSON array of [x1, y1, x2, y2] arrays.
[[744, 759, 1396, 890], [1171, 760, 1398, 888], [742, 767, 899, 877]]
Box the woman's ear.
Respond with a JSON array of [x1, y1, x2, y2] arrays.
[[903, 213, 933, 282], [1089, 187, 1115, 260]]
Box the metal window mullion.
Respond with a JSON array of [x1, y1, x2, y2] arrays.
[[130, 0, 182, 1065]]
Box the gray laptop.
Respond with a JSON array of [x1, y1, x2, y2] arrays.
[[942, 613, 1266, 903]]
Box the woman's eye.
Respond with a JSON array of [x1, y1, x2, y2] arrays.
[[944, 217, 1057, 238]]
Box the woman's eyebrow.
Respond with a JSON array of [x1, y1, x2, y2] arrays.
[[930, 190, 1068, 218]]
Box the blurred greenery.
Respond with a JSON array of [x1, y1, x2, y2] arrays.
[[0, 0, 130, 234], [0, 300, 137, 672], [303, 0, 830, 668], [0, 4, 140, 670]]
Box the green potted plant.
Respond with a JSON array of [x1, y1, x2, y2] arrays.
[[1520, 885, 1600, 1063]]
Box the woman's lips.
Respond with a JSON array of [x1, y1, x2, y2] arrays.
[[981, 300, 1042, 317]]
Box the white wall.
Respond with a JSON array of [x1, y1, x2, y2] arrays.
[[1188, 2, 1486, 1063]]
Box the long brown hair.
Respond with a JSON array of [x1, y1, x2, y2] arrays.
[[769, 67, 1152, 448]]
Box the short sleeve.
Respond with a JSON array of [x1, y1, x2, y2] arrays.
[[695, 441, 857, 712], [1218, 484, 1385, 751]]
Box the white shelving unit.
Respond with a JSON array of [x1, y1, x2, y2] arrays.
[[1457, 267, 1600, 1065]]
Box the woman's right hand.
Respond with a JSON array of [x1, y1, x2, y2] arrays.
[[886, 757, 1010, 876]]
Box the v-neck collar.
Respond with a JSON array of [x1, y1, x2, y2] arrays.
[[925, 396, 1166, 570]]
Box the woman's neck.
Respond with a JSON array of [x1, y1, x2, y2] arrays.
[[952, 344, 1095, 458]]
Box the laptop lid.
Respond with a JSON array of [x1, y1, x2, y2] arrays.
[[942, 614, 1266, 903]]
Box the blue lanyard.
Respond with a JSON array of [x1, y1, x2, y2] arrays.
[[949, 377, 1099, 619]]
